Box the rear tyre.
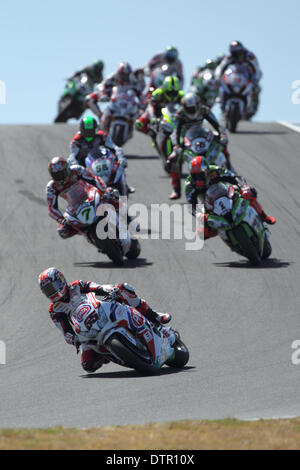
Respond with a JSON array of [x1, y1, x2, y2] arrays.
[[232, 225, 262, 265], [106, 335, 157, 374]]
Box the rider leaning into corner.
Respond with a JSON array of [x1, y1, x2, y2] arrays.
[[166, 92, 231, 200], [135, 75, 184, 142], [67, 60, 104, 86], [46, 156, 118, 240], [39, 268, 172, 372], [215, 41, 263, 118], [68, 116, 134, 194], [84, 62, 145, 120], [185, 156, 276, 240]]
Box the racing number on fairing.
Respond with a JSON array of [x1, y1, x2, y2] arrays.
[[84, 312, 98, 330], [81, 207, 92, 222]]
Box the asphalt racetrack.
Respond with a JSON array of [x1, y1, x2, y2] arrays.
[[0, 121, 300, 428]]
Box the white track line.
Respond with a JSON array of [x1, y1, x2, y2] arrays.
[[277, 121, 300, 133]]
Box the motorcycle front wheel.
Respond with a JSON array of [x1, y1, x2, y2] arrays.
[[106, 334, 158, 374]]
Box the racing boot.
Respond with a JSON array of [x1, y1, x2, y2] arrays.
[[169, 172, 181, 200], [145, 308, 172, 326]]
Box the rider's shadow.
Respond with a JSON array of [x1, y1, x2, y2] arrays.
[[80, 366, 195, 379], [74, 258, 153, 269], [213, 258, 292, 269]]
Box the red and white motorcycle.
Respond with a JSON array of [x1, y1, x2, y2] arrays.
[[71, 291, 190, 374], [101, 86, 140, 146], [63, 180, 140, 265]]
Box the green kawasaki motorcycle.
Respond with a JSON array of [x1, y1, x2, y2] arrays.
[[205, 182, 272, 265], [54, 73, 93, 123]]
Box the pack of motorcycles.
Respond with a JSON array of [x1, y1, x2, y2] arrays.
[[51, 59, 273, 374]]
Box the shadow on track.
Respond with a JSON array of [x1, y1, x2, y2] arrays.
[[74, 257, 153, 269], [80, 366, 195, 379], [126, 154, 158, 160], [213, 258, 292, 269], [236, 130, 288, 136]]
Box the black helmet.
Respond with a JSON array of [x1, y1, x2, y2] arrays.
[[229, 41, 246, 62], [91, 60, 104, 81]]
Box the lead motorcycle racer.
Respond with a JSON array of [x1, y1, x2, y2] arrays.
[[39, 268, 172, 372]]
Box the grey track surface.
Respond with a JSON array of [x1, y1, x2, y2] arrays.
[[0, 121, 300, 428]]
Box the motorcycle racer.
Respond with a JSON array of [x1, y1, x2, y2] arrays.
[[68, 60, 104, 86], [167, 92, 230, 199], [46, 156, 116, 240], [85, 62, 145, 118], [39, 268, 172, 372], [68, 116, 126, 168], [135, 75, 184, 140], [69, 116, 134, 193], [144, 46, 184, 85], [215, 41, 262, 117], [185, 156, 276, 239]]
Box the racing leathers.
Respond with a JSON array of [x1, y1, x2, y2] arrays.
[[49, 280, 171, 372], [68, 129, 126, 168], [185, 165, 276, 239], [135, 86, 184, 139], [46, 164, 109, 239], [215, 49, 262, 117], [145, 52, 184, 85], [85, 71, 144, 119], [168, 107, 230, 199]]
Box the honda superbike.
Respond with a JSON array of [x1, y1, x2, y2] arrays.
[[62, 180, 140, 265], [71, 292, 189, 374], [220, 64, 254, 133], [182, 125, 230, 169], [204, 182, 272, 265], [101, 86, 140, 146], [85, 146, 128, 196], [54, 73, 93, 123]]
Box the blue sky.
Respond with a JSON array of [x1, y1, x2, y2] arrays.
[[0, 0, 299, 123]]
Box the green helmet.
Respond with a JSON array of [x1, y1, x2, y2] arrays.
[[162, 76, 181, 100], [80, 116, 98, 142]]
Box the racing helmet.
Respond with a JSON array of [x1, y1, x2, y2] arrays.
[[39, 267, 68, 302]]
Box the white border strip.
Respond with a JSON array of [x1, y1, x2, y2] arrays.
[[277, 121, 300, 133]]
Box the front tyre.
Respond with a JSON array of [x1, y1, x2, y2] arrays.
[[166, 335, 189, 369], [106, 334, 158, 374], [126, 239, 141, 259], [232, 225, 262, 265], [89, 225, 124, 265]]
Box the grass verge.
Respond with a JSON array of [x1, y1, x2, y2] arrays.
[[1, 418, 300, 450]]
